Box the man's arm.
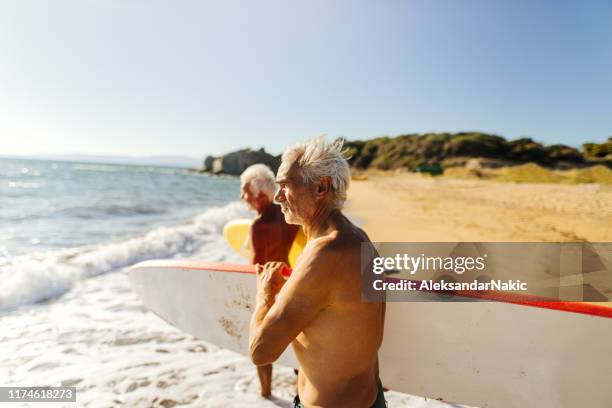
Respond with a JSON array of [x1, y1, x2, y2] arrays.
[[249, 249, 336, 365]]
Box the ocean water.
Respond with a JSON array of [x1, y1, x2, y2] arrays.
[[0, 157, 252, 312]]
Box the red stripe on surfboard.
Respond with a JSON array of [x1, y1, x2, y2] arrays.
[[132, 259, 256, 274], [131, 260, 612, 319], [385, 277, 612, 319]]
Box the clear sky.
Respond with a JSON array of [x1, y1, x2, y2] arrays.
[[1, 0, 610, 157]]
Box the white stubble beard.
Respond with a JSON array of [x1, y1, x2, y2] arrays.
[[281, 207, 300, 226]]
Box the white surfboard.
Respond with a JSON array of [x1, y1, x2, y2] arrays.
[[128, 260, 612, 408]]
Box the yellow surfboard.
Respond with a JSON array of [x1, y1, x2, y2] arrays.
[[223, 218, 306, 267]]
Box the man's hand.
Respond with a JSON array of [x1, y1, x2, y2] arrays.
[[250, 261, 290, 365], [255, 261, 289, 299]]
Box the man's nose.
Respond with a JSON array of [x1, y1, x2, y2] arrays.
[[274, 189, 285, 203]]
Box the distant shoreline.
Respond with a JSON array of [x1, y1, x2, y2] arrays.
[[0, 155, 200, 169]]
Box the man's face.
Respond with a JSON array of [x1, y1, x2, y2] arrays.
[[274, 160, 316, 225], [242, 182, 271, 213], [240, 182, 258, 211]]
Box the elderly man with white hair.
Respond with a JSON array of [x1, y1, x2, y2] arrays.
[[249, 137, 386, 408], [240, 163, 299, 397]]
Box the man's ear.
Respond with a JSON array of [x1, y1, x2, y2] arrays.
[[316, 176, 332, 196]]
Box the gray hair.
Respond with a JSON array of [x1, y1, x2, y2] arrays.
[[282, 136, 351, 209], [240, 164, 276, 201]]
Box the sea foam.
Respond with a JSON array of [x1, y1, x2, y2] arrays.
[[0, 202, 251, 312]]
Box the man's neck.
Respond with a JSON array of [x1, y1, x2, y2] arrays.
[[304, 207, 343, 239]]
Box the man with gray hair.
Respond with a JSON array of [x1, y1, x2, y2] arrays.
[[249, 137, 386, 407], [240, 163, 299, 397]]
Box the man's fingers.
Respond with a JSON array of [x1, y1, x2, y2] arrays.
[[261, 262, 284, 274]]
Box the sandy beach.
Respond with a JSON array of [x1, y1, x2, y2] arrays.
[[346, 173, 612, 242]]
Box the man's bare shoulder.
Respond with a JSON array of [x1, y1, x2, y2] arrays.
[[322, 221, 371, 256], [299, 223, 369, 277]]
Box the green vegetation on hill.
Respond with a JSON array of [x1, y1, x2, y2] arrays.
[[583, 137, 612, 159], [342, 132, 611, 172]]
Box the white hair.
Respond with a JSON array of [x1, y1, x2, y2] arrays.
[[281, 136, 351, 209], [240, 164, 276, 201]]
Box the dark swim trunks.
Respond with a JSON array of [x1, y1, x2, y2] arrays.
[[292, 379, 387, 408]]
